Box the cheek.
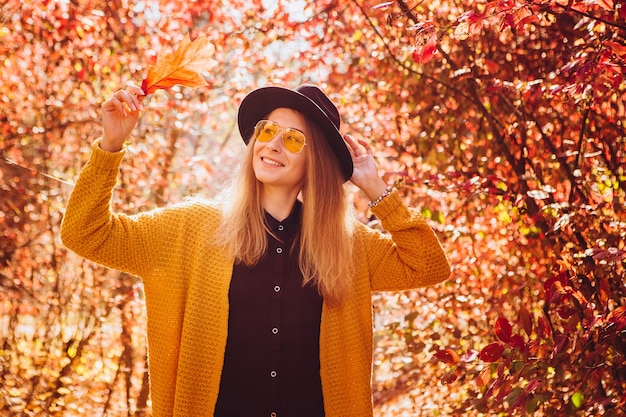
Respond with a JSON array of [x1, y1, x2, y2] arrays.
[[251, 140, 264, 159], [294, 153, 308, 178], [251, 141, 262, 172]]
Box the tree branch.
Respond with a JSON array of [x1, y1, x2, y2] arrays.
[[349, 0, 475, 103], [547, 3, 626, 31]]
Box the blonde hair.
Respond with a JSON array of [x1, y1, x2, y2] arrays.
[[215, 112, 354, 306]]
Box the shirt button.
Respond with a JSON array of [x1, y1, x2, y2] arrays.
[[274, 285, 281, 292], [272, 327, 279, 334], [278, 225, 284, 231], [276, 247, 283, 254], [270, 370, 277, 378]]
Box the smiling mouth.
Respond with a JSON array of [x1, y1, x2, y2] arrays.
[[261, 157, 284, 167]]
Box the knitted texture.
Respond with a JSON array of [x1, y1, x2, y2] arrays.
[[61, 141, 451, 417]]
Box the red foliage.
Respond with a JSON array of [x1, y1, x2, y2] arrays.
[[410, 21, 437, 64], [494, 317, 512, 343], [434, 348, 460, 364], [479, 342, 505, 363], [607, 306, 626, 332], [1, 0, 625, 415]]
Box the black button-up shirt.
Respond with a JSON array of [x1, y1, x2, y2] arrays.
[[215, 202, 325, 417]]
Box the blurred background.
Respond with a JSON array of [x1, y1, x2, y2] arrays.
[[1, 0, 624, 415]]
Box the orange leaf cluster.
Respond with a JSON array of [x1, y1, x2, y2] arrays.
[[141, 34, 216, 95]]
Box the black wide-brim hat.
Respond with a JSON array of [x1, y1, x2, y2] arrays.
[[237, 84, 353, 181]]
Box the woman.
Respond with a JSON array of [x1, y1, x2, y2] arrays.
[[61, 83, 451, 417]]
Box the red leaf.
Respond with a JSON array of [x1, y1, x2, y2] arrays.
[[454, 11, 484, 40], [509, 387, 527, 409], [141, 34, 216, 95], [598, 277, 610, 306], [494, 0, 515, 12], [496, 377, 514, 401], [536, 315, 552, 339], [484, 59, 500, 73], [519, 307, 534, 337], [596, 0, 615, 11], [475, 367, 491, 388], [570, 288, 588, 306], [544, 271, 569, 299], [553, 333, 569, 356], [411, 23, 438, 64], [460, 349, 478, 363], [434, 348, 460, 364], [412, 35, 437, 64], [441, 368, 460, 384], [479, 342, 505, 363], [588, 247, 626, 263], [509, 334, 525, 350], [557, 305, 577, 319], [549, 283, 567, 305], [607, 306, 626, 331], [510, 6, 537, 32], [495, 317, 512, 343], [515, 13, 540, 31], [524, 378, 543, 394]]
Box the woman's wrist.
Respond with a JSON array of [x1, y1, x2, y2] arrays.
[[360, 178, 387, 200], [368, 185, 394, 208], [99, 136, 125, 152], [360, 177, 389, 204]]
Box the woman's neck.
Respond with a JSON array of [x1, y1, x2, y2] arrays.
[[261, 187, 300, 221]]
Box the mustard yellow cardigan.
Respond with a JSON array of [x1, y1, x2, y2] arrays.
[[61, 141, 451, 417]]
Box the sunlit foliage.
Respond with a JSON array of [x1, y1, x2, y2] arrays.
[[1, 0, 624, 415]]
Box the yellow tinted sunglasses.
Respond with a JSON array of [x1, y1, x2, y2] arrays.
[[253, 120, 307, 154]]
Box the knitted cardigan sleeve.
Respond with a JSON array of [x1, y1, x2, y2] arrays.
[[361, 189, 451, 291], [60, 140, 216, 278]]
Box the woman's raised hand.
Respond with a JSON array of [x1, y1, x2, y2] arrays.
[[344, 134, 388, 202], [100, 84, 145, 152]]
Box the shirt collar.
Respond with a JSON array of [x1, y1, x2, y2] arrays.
[[264, 200, 302, 237]]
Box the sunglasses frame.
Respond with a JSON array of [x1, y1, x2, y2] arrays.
[[253, 119, 307, 154]]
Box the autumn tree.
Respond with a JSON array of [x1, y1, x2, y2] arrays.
[[1, 1, 260, 415], [313, 0, 625, 414]]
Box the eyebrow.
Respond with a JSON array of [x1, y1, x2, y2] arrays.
[[267, 119, 306, 135], [285, 126, 305, 135]]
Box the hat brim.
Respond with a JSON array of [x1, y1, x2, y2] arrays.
[[237, 86, 353, 181]]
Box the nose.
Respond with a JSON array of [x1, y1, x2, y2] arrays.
[[265, 130, 284, 152]]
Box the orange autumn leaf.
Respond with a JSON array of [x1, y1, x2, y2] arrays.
[[141, 34, 216, 95]]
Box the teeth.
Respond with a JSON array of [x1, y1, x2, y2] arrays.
[[262, 157, 283, 166]]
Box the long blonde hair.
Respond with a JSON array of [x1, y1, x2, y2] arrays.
[[215, 112, 354, 306]]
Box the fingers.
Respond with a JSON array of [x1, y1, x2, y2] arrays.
[[357, 137, 372, 153], [102, 94, 126, 114], [101, 85, 145, 149], [344, 134, 372, 157], [104, 85, 145, 116], [125, 83, 145, 97], [125, 84, 146, 110], [115, 89, 144, 113], [344, 134, 357, 156]]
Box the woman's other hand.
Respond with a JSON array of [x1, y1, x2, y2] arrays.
[[344, 134, 387, 201], [100, 84, 145, 152]]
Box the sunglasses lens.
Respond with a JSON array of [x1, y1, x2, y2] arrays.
[[254, 120, 306, 153], [283, 130, 306, 153], [256, 120, 280, 142]]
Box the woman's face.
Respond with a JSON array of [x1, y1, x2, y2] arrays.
[[252, 108, 308, 193]]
